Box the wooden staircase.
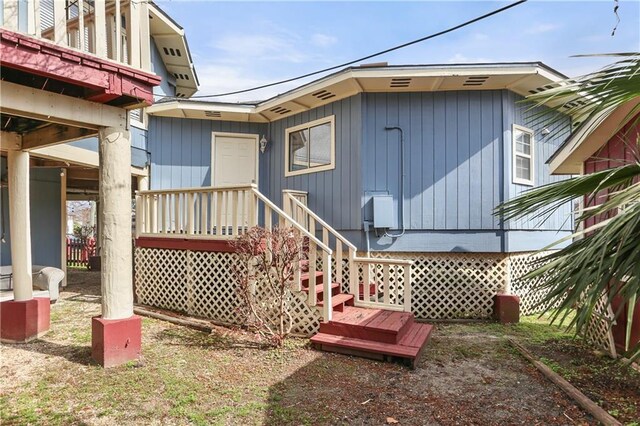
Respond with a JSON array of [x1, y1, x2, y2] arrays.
[[299, 261, 433, 368]]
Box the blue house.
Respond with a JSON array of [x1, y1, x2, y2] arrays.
[[145, 62, 573, 255]]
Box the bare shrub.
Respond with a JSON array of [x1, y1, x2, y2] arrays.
[[232, 226, 305, 347]]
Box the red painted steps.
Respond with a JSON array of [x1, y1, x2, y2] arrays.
[[311, 306, 433, 368], [296, 259, 433, 368]]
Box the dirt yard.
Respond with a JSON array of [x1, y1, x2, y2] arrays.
[[1, 270, 638, 425]]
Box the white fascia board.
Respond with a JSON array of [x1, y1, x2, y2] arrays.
[[549, 99, 639, 174], [31, 144, 148, 176], [146, 101, 257, 116]]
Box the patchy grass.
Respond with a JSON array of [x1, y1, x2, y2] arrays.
[[2, 271, 633, 425]]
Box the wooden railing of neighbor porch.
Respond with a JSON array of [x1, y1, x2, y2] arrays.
[[136, 184, 335, 322], [282, 192, 413, 313], [1, 0, 150, 70]]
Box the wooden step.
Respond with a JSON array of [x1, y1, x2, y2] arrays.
[[320, 306, 414, 344], [302, 282, 340, 298], [300, 271, 323, 287], [311, 323, 434, 369], [317, 293, 354, 312]]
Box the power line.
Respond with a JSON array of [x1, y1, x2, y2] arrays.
[[180, 0, 528, 100]]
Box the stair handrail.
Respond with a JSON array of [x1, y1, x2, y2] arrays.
[[284, 194, 357, 251], [283, 193, 358, 298], [252, 188, 333, 323], [251, 189, 331, 254]]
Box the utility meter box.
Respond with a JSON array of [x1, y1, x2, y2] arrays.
[[372, 195, 394, 229]]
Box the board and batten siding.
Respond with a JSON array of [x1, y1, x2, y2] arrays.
[[362, 91, 504, 233], [266, 95, 363, 231], [503, 91, 573, 233], [148, 117, 267, 189]]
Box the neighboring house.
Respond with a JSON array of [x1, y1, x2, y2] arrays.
[[0, 2, 198, 271], [547, 100, 640, 354], [0, 0, 183, 367]]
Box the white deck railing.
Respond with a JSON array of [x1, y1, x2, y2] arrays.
[[136, 184, 334, 322], [2, 0, 150, 70], [282, 191, 412, 313]]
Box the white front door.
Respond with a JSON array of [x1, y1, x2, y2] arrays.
[[212, 134, 258, 186], [212, 133, 258, 231]]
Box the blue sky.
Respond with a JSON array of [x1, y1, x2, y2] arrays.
[[156, 1, 640, 102]]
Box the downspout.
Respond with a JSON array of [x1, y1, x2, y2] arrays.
[[384, 126, 406, 238]]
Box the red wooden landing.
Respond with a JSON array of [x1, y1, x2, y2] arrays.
[[300, 262, 433, 368], [311, 307, 433, 368]]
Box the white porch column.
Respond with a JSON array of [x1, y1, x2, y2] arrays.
[[137, 175, 149, 191], [7, 150, 33, 302], [99, 126, 133, 319]]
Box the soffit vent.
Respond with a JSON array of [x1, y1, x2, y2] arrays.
[[390, 78, 412, 88], [204, 111, 222, 117], [269, 106, 292, 115], [173, 73, 190, 81], [528, 84, 557, 95], [562, 99, 588, 110], [163, 47, 182, 57], [175, 93, 186, 98], [312, 90, 336, 101], [463, 76, 489, 87]]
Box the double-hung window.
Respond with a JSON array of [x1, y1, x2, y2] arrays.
[[285, 116, 335, 177], [513, 125, 535, 186]]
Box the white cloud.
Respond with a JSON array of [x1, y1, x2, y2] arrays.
[[525, 23, 561, 35], [448, 53, 492, 63], [211, 33, 310, 64], [311, 33, 338, 48]]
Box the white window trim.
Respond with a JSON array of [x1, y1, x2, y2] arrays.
[[284, 115, 336, 177], [129, 108, 147, 130], [512, 124, 535, 186]]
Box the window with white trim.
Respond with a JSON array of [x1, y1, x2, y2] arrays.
[[285, 115, 335, 177], [513, 125, 534, 186]]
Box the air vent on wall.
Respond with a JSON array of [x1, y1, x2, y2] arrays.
[[311, 90, 336, 101], [463, 76, 489, 87], [390, 78, 412, 88], [205, 111, 222, 117], [269, 106, 292, 115], [163, 47, 182, 57]]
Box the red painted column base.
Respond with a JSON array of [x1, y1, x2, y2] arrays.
[[91, 315, 142, 368], [0, 297, 50, 343], [493, 294, 520, 324]]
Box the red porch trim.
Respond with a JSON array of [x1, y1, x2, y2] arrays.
[[0, 29, 161, 106], [135, 236, 238, 253]]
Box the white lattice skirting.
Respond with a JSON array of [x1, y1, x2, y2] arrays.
[[135, 247, 321, 336], [135, 247, 617, 356]]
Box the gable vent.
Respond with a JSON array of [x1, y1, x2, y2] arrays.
[[173, 73, 190, 81], [312, 90, 336, 101], [269, 106, 292, 115], [163, 47, 182, 57], [204, 111, 222, 117], [390, 78, 412, 88], [463, 76, 489, 86]]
